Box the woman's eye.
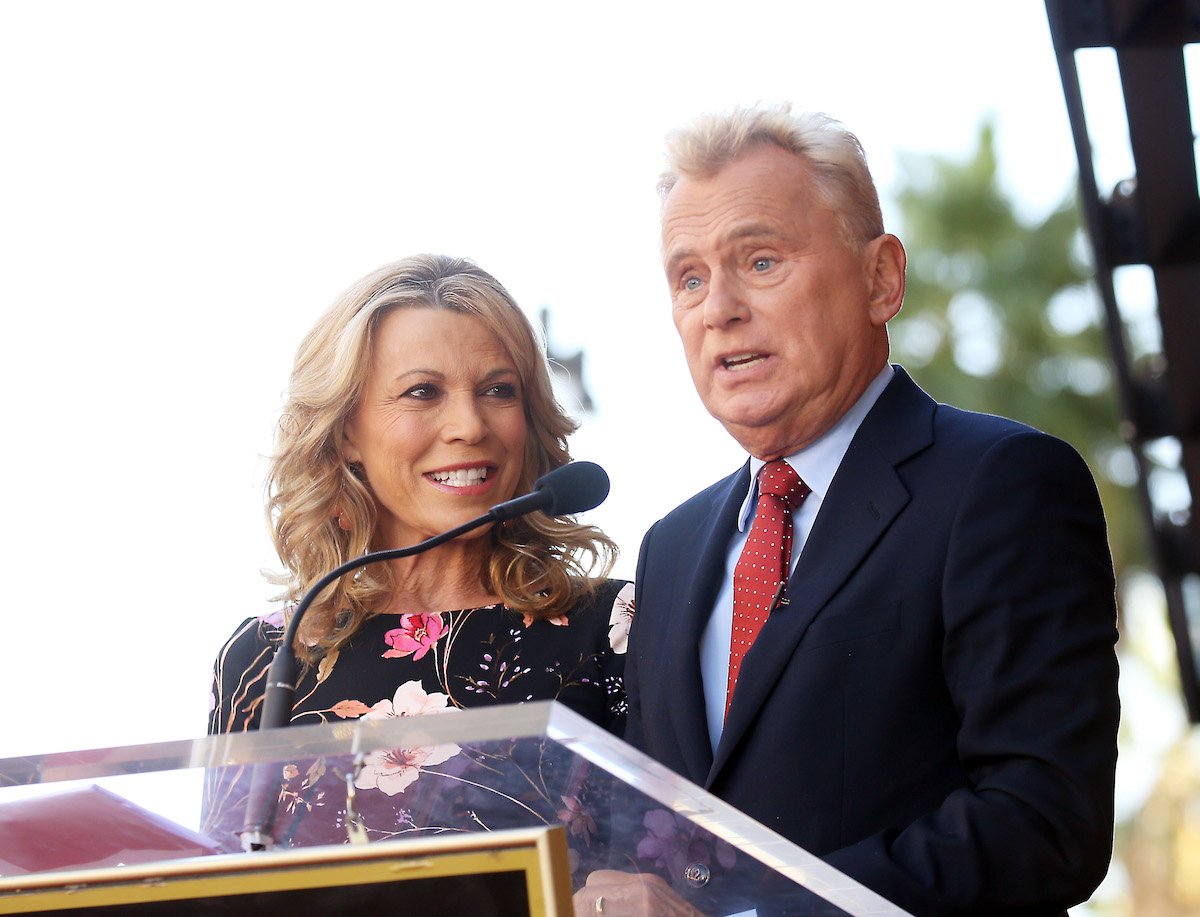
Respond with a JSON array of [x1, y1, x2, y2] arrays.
[[484, 382, 518, 399], [752, 258, 773, 272], [402, 383, 438, 400]]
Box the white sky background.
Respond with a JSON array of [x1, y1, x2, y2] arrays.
[[0, 1, 1101, 757]]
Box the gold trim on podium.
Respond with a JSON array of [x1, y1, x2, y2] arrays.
[[0, 826, 572, 915]]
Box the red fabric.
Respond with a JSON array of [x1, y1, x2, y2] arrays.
[[726, 461, 810, 718]]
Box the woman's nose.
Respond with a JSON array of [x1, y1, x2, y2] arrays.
[[441, 393, 487, 443]]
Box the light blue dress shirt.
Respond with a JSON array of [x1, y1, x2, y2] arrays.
[[698, 365, 895, 752]]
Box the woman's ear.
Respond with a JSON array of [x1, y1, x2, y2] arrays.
[[342, 423, 363, 465]]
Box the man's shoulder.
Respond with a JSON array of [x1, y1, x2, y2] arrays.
[[865, 369, 1094, 486], [880, 366, 1033, 439], [887, 367, 1067, 445], [932, 399, 1039, 440], [930, 400, 1078, 460], [903, 400, 1100, 509]]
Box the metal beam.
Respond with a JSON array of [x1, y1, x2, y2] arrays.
[[1046, 0, 1200, 721]]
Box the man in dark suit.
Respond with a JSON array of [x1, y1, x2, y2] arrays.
[[603, 106, 1119, 915]]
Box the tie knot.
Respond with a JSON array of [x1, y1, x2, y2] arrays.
[[758, 460, 809, 508]]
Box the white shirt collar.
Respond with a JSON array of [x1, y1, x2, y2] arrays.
[[737, 364, 895, 530]]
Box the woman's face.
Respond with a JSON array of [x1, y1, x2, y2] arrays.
[[343, 307, 528, 548]]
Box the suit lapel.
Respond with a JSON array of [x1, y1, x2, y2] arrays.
[[709, 369, 935, 784], [661, 464, 749, 784]]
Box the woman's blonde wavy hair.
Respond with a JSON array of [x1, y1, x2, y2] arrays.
[[267, 254, 616, 661]]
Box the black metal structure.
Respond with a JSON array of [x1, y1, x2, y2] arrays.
[[1046, 0, 1200, 720]]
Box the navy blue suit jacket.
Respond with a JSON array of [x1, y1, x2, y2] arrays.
[[625, 368, 1119, 916]]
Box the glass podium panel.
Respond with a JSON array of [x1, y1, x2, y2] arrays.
[[0, 702, 909, 916]]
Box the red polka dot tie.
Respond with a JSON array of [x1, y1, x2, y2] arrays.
[[726, 460, 810, 719]]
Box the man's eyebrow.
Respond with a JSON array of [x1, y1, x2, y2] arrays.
[[667, 222, 777, 261], [663, 245, 696, 275], [664, 222, 784, 273], [722, 222, 784, 244]]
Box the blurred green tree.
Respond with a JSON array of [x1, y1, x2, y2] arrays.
[[888, 119, 1145, 580]]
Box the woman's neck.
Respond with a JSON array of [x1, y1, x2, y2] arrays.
[[377, 538, 501, 615]]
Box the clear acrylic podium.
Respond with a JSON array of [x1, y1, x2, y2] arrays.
[[0, 702, 908, 915]]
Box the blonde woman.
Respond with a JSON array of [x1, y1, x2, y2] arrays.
[[208, 254, 633, 739]]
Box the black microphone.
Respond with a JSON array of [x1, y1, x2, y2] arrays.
[[488, 460, 610, 521], [240, 461, 609, 849]]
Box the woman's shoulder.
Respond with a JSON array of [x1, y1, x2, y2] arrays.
[[558, 578, 629, 615], [213, 609, 289, 670], [561, 578, 634, 653]]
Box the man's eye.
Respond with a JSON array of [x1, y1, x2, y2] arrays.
[[752, 258, 773, 272], [684, 277, 703, 291]]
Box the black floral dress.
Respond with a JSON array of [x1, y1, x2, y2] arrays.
[[202, 580, 634, 860], [208, 579, 634, 737]]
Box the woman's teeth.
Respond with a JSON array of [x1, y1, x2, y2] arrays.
[[431, 468, 489, 487]]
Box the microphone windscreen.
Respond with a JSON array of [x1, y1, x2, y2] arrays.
[[535, 461, 610, 516]]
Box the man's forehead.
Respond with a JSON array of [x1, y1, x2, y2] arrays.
[[661, 167, 808, 259], [662, 217, 789, 265], [662, 152, 812, 227]]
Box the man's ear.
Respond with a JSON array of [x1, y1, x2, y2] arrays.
[[865, 233, 906, 327]]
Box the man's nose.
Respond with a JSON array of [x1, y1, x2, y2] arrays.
[[702, 271, 749, 328]]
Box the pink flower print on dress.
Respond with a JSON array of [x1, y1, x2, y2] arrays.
[[355, 681, 461, 796], [353, 743, 461, 796], [363, 680, 459, 720], [382, 613, 448, 661]]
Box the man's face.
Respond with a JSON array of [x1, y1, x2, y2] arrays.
[[661, 144, 902, 459]]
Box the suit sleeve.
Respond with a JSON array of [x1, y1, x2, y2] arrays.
[[824, 430, 1120, 915]]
